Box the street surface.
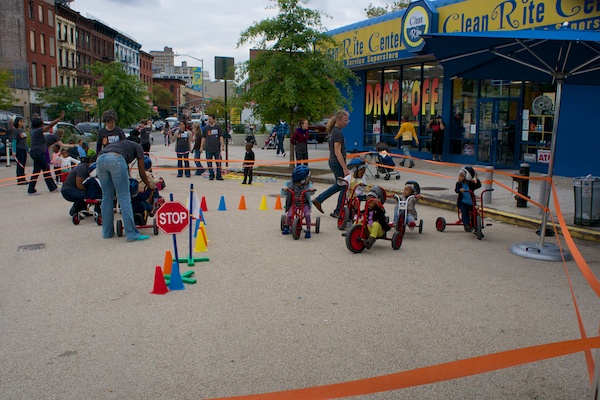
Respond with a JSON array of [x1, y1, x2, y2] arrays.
[[1, 132, 599, 399]]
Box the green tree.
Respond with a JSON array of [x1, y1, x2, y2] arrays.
[[365, 1, 410, 18], [36, 85, 85, 122], [0, 68, 17, 110], [90, 61, 152, 127], [237, 0, 357, 130], [152, 83, 173, 110], [204, 97, 226, 120]]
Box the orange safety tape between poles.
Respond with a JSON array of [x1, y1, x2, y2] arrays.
[[206, 336, 600, 400]]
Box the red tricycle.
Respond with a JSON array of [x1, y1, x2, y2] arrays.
[[435, 189, 493, 240], [280, 188, 321, 240], [72, 199, 102, 226], [336, 179, 366, 230]]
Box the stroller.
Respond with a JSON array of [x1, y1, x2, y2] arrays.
[[374, 142, 401, 180], [262, 131, 277, 149]]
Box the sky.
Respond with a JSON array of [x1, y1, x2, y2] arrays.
[[70, 0, 387, 79]]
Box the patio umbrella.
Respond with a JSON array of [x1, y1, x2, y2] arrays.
[[424, 28, 600, 261]]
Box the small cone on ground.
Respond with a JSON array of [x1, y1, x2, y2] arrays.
[[218, 196, 226, 211], [163, 250, 173, 275], [199, 221, 209, 245], [259, 195, 268, 210], [200, 196, 208, 211], [151, 266, 168, 295], [195, 229, 207, 252], [168, 262, 185, 291], [274, 195, 283, 210], [238, 195, 247, 210]]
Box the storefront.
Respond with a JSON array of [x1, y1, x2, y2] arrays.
[[328, 0, 600, 176]]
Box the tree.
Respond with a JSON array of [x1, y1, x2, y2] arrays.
[[365, 1, 410, 18], [0, 68, 17, 110], [90, 61, 152, 127], [36, 85, 85, 122], [204, 97, 226, 120], [152, 83, 173, 110], [237, 0, 357, 131]]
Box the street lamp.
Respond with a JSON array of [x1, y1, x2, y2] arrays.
[[174, 53, 205, 120]]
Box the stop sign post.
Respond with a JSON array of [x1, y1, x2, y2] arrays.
[[156, 201, 189, 234]]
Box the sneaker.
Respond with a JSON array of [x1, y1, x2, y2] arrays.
[[365, 236, 376, 249], [28, 191, 39, 196], [282, 227, 291, 235], [216, 177, 223, 181], [69, 205, 78, 216], [464, 225, 473, 232], [312, 199, 324, 213], [282, 152, 286, 157], [305, 231, 311, 239], [330, 212, 339, 218], [176, 175, 183, 178], [50, 188, 59, 193], [241, 181, 247, 185], [209, 176, 215, 180], [409, 162, 415, 168], [130, 234, 150, 242]]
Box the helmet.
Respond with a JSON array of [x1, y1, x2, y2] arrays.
[[88, 162, 97, 178], [143, 154, 152, 170], [459, 166, 476, 181], [292, 165, 310, 184], [129, 178, 139, 197], [404, 180, 420, 195], [366, 185, 385, 203], [347, 157, 366, 172]]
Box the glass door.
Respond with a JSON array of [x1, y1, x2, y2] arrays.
[[477, 99, 520, 168]]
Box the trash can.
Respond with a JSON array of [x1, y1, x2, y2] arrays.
[[573, 175, 600, 227]]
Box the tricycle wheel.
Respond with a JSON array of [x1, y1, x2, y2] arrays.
[[280, 214, 286, 231], [337, 206, 349, 230], [315, 216, 320, 234], [418, 219, 423, 234], [153, 218, 159, 235], [116, 219, 123, 237], [395, 175, 401, 180], [96, 214, 102, 226], [435, 217, 446, 232], [392, 231, 403, 250], [395, 212, 405, 232], [476, 215, 483, 240], [291, 218, 301, 240], [72, 214, 80, 225], [345, 224, 366, 253]]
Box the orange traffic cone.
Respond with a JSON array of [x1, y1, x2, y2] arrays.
[[238, 195, 247, 210], [151, 266, 168, 295], [163, 250, 173, 275], [274, 195, 283, 210], [201, 196, 208, 211]]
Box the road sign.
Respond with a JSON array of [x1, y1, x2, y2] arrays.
[[98, 86, 104, 100], [156, 201, 189, 234]]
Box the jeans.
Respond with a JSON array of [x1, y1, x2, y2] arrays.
[[16, 148, 27, 182], [97, 152, 140, 241], [193, 149, 205, 175], [205, 150, 222, 179], [61, 186, 87, 213], [177, 151, 190, 177], [459, 202, 473, 228], [276, 135, 285, 154], [314, 161, 345, 214], [28, 150, 57, 193], [401, 142, 414, 165]]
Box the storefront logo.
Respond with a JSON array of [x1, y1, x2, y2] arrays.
[[402, 1, 438, 53]]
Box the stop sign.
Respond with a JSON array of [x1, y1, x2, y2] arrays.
[[155, 201, 189, 234]]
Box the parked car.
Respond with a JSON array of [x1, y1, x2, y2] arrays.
[[307, 119, 329, 143], [165, 117, 179, 128], [45, 121, 85, 138], [153, 119, 165, 131], [0, 110, 24, 158], [76, 122, 101, 136]]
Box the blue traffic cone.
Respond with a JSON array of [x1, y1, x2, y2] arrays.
[[168, 262, 185, 291], [218, 196, 226, 211]]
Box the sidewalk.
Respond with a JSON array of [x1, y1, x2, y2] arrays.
[[166, 138, 598, 243]]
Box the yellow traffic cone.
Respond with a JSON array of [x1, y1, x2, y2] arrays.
[[194, 229, 207, 252], [199, 221, 208, 245], [259, 195, 268, 210]]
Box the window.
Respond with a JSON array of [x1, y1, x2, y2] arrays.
[[38, 5, 43, 23], [39, 33, 45, 55], [57, 23, 61, 40], [48, 10, 53, 27], [31, 63, 37, 86], [29, 30, 36, 52], [41, 65, 47, 87], [50, 66, 56, 87], [49, 37, 55, 57], [28, 1, 33, 19], [71, 52, 75, 69], [449, 79, 478, 155], [70, 28, 74, 44], [60, 75, 64, 86]]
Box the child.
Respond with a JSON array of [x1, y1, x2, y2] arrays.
[[396, 180, 421, 229], [130, 155, 165, 216], [58, 148, 81, 183], [50, 144, 62, 184], [455, 166, 482, 232], [364, 185, 391, 249], [338, 157, 367, 218], [242, 142, 255, 185], [281, 165, 315, 238]]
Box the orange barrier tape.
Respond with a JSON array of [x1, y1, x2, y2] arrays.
[[206, 336, 600, 400], [491, 179, 546, 211]]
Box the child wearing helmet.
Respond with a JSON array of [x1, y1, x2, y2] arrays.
[[242, 142, 255, 185], [339, 157, 367, 199], [456, 166, 481, 231], [365, 185, 391, 249], [395, 180, 421, 229], [130, 154, 166, 216], [281, 165, 316, 238]]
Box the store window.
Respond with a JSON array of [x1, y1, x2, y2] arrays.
[[420, 63, 444, 153], [364, 69, 382, 147], [450, 78, 478, 156]]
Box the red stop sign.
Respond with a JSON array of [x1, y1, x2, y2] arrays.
[[155, 201, 189, 234]]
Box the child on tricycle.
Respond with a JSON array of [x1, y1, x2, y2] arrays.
[[336, 157, 367, 230], [280, 165, 320, 239]]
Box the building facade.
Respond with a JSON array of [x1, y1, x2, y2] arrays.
[[328, 0, 600, 177], [55, 3, 77, 87]]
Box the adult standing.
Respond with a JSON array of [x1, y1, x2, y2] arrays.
[[12, 116, 28, 185], [428, 115, 445, 161], [163, 121, 170, 146], [200, 114, 224, 181], [96, 140, 156, 241], [170, 121, 192, 178], [311, 110, 350, 218], [139, 119, 152, 152], [27, 112, 64, 195], [291, 118, 310, 166], [95, 109, 126, 154], [394, 116, 419, 168], [274, 119, 289, 157]]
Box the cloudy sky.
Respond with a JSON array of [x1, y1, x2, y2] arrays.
[[70, 0, 386, 79]]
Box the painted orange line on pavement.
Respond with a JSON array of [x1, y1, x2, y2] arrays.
[[206, 337, 600, 400]]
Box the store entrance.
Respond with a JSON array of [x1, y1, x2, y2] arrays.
[[476, 98, 520, 168]]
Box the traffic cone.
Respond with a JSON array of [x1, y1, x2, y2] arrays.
[[259, 195, 268, 210], [194, 230, 207, 252], [200, 196, 208, 211], [168, 262, 185, 291], [218, 196, 226, 211], [274, 195, 283, 210], [238, 195, 247, 210], [163, 250, 173, 275], [151, 266, 168, 295], [199, 221, 209, 245]]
